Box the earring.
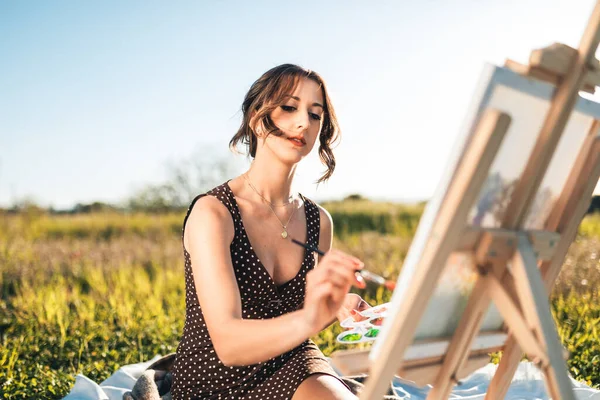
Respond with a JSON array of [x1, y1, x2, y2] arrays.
[[254, 124, 265, 138]]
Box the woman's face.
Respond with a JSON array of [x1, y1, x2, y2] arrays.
[[259, 77, 324, 164]]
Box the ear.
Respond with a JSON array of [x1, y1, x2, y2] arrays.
[[249, 110, 263, 138]]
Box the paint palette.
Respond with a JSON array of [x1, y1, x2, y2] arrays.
[[337, 302, 390, 344], [340, 313, 370, 329], [363, 303, 389, 317], [339, 302, 390, 329], [336, 326, 382, 344]]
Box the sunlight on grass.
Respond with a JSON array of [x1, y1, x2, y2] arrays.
[[1, 209, 599, 398]]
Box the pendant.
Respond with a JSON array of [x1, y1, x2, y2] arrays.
[[281, 230, 288, 239]]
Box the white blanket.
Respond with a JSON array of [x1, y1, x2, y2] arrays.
[[62, 356, 600, 400]]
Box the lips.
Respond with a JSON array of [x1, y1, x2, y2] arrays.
[[287, 136, 306, 146]]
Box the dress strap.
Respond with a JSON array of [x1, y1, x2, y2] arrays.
[[299, 193, 320, 249], [181, 180, 238, 250]]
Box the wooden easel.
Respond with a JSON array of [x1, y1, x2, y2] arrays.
[[352, 2, 600, 399]]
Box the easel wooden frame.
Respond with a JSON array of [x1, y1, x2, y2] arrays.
[[331, 3, 600, 399]]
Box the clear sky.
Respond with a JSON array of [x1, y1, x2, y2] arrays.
[[2, 0, 600, 209]]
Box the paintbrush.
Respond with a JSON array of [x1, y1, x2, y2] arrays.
[[290, 238, 396, 290]]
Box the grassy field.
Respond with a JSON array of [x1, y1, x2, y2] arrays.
[[1, 206, 599, 399]]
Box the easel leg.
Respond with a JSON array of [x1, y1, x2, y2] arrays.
[[510, 233, 575, 400], [425, 276, 493, 400], [485, 335, 522, 399], [486, 135, 600, 399], [426, 232, 520, 400]]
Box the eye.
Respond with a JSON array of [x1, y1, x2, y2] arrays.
[[280, 105, 296, 112], [310, 113, 322, 121]]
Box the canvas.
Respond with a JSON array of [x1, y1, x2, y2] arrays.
[[330, 24, 600, 397]]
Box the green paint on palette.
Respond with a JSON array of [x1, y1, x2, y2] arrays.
[[341, 333, 362, 342], [365, 328, 379, 338]]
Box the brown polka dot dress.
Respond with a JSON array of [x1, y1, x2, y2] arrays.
[[170, 180, 350, 399]]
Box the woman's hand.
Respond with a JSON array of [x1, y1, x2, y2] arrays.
[[336, 293, 371, 323], [302, 249, 364, 336]]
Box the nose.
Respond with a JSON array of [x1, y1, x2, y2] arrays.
[[295, 108, 310, 131]]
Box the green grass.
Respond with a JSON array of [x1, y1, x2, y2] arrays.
[[1, 210, 600, 398], [579, 213, 600, 238]]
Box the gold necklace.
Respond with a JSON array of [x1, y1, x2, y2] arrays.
[[243, 172, 294, 207], [242, 172, 298, 239]]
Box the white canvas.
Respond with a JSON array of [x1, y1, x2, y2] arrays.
[[370, 63, 600, 362]]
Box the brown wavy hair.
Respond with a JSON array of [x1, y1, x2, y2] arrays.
[[229, 64, 340, 184]]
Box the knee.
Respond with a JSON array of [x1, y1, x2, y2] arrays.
[[292, 374, 358, 400]]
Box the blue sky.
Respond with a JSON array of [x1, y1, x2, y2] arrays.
[[1, 0, 600, 209]]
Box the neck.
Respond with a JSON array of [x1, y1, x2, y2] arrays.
[[243, 157, 298, 205]]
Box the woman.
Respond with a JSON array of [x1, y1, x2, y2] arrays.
[[171, 64, 371, 400]]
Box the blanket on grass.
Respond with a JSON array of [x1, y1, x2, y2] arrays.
[[62, 353, 600, 400]]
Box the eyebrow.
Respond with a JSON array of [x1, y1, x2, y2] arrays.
[[288, 95, 323, 109]]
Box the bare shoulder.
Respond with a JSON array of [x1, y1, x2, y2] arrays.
[[314, 202, 334, 252], [185, 194, 235, 250], [190, 194, 230, 218], [315, 203, 333, 231]]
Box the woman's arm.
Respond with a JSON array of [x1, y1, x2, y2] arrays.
[[186, 196, 313, 367], [186, 196, 361, 367]]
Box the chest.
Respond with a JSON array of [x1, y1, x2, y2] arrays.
[[236, 202, 311, 286]]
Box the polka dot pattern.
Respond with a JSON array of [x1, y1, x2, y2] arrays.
[[170, 180, 349, 399]]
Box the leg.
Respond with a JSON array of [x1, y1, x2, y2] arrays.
[[292, 373, 358, 400]]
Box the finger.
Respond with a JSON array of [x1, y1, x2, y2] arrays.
[[313, 259, 357, 286], [327, 249, 364, 269], [330, 288, 348, 309], [324, 264, 363, 289], [325, 250, 364, 268], [312, 258, 363, 291], [322, 268, 349, 288], [336, 256, 365, 274], [324, 256, 363, 278], [350, 309, 363, 321], [350, 309, 371, 322], [310, 281, 335, 303], [357, 298, 372, 311], [327, 278, 351, 301], [343, 293, 361, 307], [317, 257, 362, 284], [354, 272, 366, 289], [313, 275, 348, 304]]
